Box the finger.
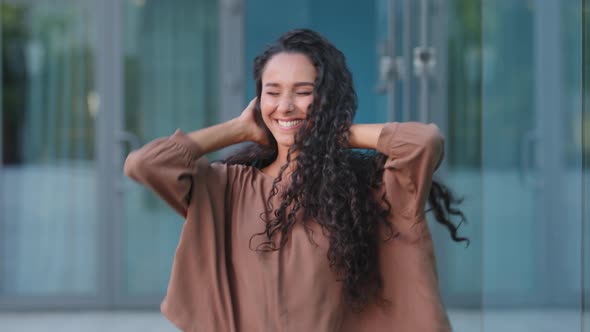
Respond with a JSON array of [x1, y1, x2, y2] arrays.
[[247, 97, 257, 108]]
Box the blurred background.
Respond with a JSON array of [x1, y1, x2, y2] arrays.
[[0, 0, 588, 331]]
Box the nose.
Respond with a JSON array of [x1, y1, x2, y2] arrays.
[[276, 95, 295, 113]]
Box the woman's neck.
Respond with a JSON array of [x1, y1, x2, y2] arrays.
[[262, 147, 297, 178]]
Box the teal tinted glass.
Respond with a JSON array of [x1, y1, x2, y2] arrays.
[[121, 0, 218, 296], [245, 0, 384, 124], [1, 0, 99, 296], [481, 0, 582, 330], [437, 0, 483, 306]]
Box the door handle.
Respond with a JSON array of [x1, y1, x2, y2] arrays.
[[376, 40, 403, 94], [116, 130, 142, 193], [519, 130, 543, 188], [413, 46, 436, 77], [118, 130, 141, 152]]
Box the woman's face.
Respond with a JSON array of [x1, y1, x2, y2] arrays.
[[260, 52, 317, 149]]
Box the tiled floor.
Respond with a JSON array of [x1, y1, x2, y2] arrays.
[[449, 309, 585, 332], [0, 309, 586, 332], [0, 311, 178, 332]]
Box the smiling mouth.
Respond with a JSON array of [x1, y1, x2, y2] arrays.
[[276, 119, 304, 129]]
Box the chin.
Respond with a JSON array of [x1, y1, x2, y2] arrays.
[[275, 137, 296, 148], [278, 140, 295, 148], [270, 132, 292, 145]]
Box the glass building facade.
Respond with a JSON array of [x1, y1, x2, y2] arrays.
[[0, 0, 588, 331]]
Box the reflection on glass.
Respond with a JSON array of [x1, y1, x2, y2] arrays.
[[482, 0, 582, 330], [1, 0, 97, 295], [437, 0, 483, 321], [122, 0, 218, 296]]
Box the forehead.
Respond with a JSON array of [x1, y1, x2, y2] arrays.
[[262, 52, 317, 85]]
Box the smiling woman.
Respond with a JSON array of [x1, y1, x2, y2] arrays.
[[124, 29, 467, 332], [260, 53, 316, 155]]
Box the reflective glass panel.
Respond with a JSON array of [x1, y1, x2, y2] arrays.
[[481, 0, 582, 330], [121, 0, 219, 296], [1, 0, 98, 296]]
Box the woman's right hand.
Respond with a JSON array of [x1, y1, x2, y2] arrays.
[[185, 98, 270, 154], [237, 98, 269, 145]]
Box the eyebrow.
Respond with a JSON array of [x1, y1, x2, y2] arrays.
[[264, 82, 315, 88]]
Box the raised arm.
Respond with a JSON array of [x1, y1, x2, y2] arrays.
[[350, 122, 444, 218], [124, 98, 267, 217], [348, 123, 385, 150], [184, 99, 268, 154]]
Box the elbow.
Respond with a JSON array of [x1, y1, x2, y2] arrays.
[[425, 123, 444, 148], [124, 151, 146, 180], [426, 123, 445, 170]]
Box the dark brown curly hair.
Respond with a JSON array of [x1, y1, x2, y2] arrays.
[[224, 29, 468, 310]]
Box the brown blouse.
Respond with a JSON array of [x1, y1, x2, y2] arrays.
[[124, 122, 452, 332]]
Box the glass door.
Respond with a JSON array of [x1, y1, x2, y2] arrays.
[[481, 0, 583, 330], [0, 0, 103, 308], [114, 0, 219, 306], [376, 1, 484, 330], [374, 0, 585, 330], [0, 0, 221, 310]]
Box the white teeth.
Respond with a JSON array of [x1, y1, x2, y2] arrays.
[[277, 119, 303, 128]]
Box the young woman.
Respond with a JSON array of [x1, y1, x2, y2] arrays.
[[124, 29, 467, 332]]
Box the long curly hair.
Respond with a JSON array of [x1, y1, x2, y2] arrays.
[[224, 29, 468, 310]]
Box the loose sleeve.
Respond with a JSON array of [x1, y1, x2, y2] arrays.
[[376, 122, 445, 222], [355, 123, 451, 332], [124, 129, 206, 218]]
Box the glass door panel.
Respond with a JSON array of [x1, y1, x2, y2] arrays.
[[377, 2, 484, 329], [433, 1, 484, 319], [119, 0, 219, 300], [0, 0, 99, 300], [481, 0, 582, 330]]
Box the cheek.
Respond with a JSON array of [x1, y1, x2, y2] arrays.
[[259, 100, 274, 121], [297, 96, 314, 113], [260, 103, 272, 124]]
